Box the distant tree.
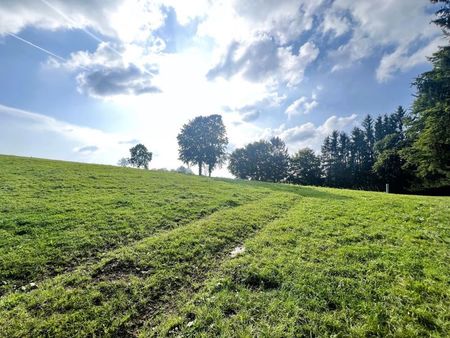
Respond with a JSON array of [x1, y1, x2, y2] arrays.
[[362, 114, 375, 164], [361, 114, 377, 187], [128, 144, 152, 169], [392, 106, 406, 138], [117, 157, 129, 167], [374, 115, 385, 143], [372, 106, 410, 192], [349, 127, 366, 187], [228, 138, 289, 182], [267, 137, 290, 182], [174, 166, 194, 175], [289, 148, 322, 186], [204, 115, 228, 176], [373, 148, 411, 193], [321, 131, 340, 187], [177, 114, 228, 176], [337, 132, 352, 187]]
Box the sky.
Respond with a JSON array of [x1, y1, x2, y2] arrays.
[[0, 0, 444, 177]]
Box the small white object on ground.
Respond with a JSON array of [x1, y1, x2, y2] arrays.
[[230, 245, 245, 258]]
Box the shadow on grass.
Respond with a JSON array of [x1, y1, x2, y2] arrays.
[[212, 177, 353, 200]]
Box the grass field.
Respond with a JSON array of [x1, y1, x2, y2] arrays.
[[0, 155, 449, 337]]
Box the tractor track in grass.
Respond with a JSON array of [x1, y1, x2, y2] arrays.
[[0, 192, 268, 297], [0, 192, 300, 338], [143, 194, 450, 337], [127, 196, 302, 336]]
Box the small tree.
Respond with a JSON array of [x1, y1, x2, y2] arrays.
[[177, 114, 228, 176], [174, 166, 194, 175], [128, 144, 152, 169], [289, 148, 322, 186], [117, 157, 129, 167]]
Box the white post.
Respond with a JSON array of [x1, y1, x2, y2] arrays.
[[386, 183, 389, 193]]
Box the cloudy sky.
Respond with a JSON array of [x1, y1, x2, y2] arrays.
[[0, 0, 444, 176]]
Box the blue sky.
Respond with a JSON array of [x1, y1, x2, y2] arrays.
[[0, 0, 443, 176]]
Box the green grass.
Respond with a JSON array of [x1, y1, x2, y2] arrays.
[[0, 155, 449, 337]]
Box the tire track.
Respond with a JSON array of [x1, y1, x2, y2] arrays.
[[0, 192, 299, 338]]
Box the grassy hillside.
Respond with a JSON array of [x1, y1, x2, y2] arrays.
[[0, 155, 448, 337]]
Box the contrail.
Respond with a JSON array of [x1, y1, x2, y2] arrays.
[[7, 32, 67, 63], [7, 32, 90, 71], [38, 0, 155, 76], [39, 0, 124, 58]]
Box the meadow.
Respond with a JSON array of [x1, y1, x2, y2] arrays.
[[0, 155, 448, 337]]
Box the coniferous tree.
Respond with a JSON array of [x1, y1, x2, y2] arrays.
[[373, 107, 410, 192], [321, 131, 340, 187], [401, 1, 450, 189], [350, 127, 366, 188], [337, 132, 352, 187], [375, 116, 385, 143]]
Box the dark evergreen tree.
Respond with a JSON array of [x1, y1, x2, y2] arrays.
[[321, 131, 340, 187], [361, 114, 376, 187], [375, 115, 385, 143], [350, 127, 366, 187], [373, 106, 410, 192], [401, 1, 450, 189], [337, 132, 352, 187]]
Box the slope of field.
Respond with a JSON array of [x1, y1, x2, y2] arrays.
[[0, 155, 448, 337]]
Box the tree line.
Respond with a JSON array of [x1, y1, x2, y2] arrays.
[[119, 0, 449, 194]]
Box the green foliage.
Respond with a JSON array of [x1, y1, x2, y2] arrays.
[[228, 137, 289, 182], [177, 115, 228, 176], [431, 0, 450, 35], [128, 144, 152, 169], [288, 148, 322, 186], [321, 131, 352, 187], [0, 156, 448, 337], [404, 45, 450, 189]]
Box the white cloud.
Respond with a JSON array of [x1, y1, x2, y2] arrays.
[[0, 103, 129, 164], [50, 41, 162, 98], [0, 0, 165, 43], [0, 0, 442, 177], [321, 11, 350, 37], [319, 114, 358, 135], [278, 114, 358, 152], [230, 113, 359, 154], [285, 94, 318, 118], [376, 37, 444, 82], [207, 37, 319, 87], [329, 0, 441, 80], [198, 0, 325, 47]]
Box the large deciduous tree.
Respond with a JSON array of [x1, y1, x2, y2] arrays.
[[128, 144, 152, 169], [228, 137, 289, 182], [289, 148, 322, 186], [177, 114, 228, 176]]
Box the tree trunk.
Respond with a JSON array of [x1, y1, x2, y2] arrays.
[[208, 165, 212, 177], [198, 162, 202, 176]]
